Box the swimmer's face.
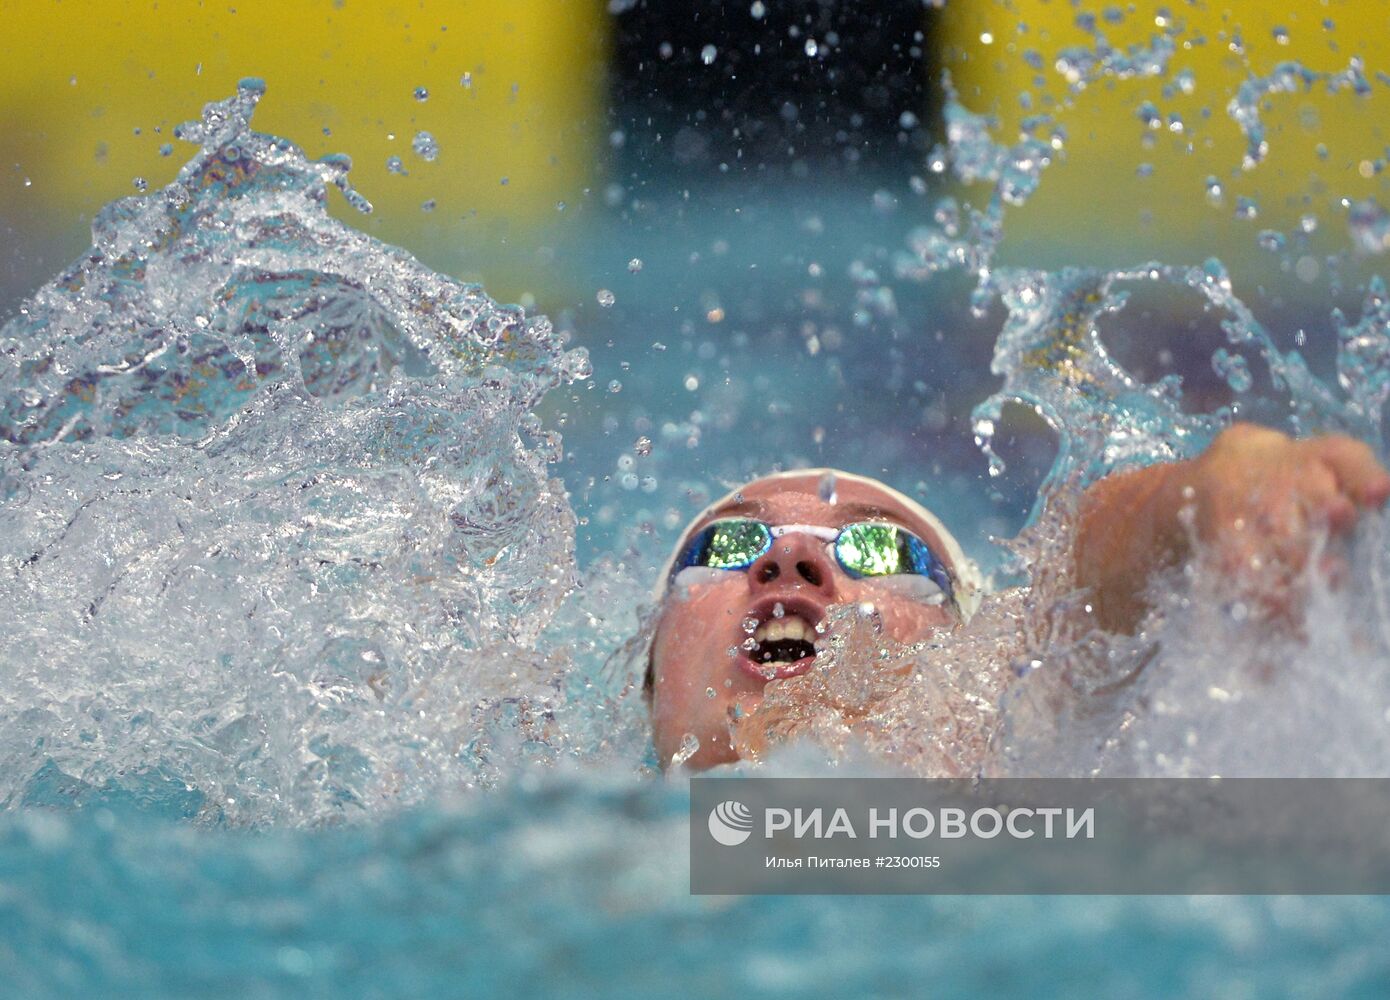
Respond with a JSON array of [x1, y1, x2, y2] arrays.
[[648, 474, 959, 770]]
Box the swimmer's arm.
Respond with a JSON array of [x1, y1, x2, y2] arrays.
[[1074, 423, 1390, 633], [1074, 459, 1185, 633]]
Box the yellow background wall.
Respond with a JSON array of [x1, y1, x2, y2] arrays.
[[938, 0, 1390, 274]]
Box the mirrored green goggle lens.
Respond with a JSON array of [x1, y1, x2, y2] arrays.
[[676, 518, 952, 604], [834, 522, 912, 576], [685, 518, 773, 569]]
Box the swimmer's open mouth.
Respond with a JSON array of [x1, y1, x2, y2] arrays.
[[737, 596, 824, 681]]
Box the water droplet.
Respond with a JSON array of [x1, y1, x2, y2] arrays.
[[460, 72, 473, 88], [872, 189, 898, 214], [1272, 25, 1289, 45], [411, 131, 438, 161], [750, 1, 766, 18], [607, 379, 622, 393], [420, 198, 436, 213], [742, 617, 758, 634], [1256, 229, 1286, 253], [684, 375, 699, 391], [700, 44, 717, 65], [132, 177, 148, 193], [804, 38, 819, 57], [818, 471, 837, 504], [386, 156, 408, 175], [705, 687, 717, 699], [772, 602, 785, 619], [159, 143, 173, 157], [670, 733, 701, 766], [413, 86, 429, 102], [1212, 348, 1253, 392], [1234, 197, 1258, 221], [596, 289, 616, 307], [633, 436, 652, 456], [1349, 199, 1390, 254], [627, 257, 644, 273]]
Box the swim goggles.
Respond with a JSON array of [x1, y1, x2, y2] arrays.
[[672, 517, 956, 609]]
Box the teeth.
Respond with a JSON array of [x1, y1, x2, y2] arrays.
[[752, 614, 815, 644]]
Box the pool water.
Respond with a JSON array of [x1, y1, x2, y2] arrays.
[[5, 780, 1390, 998]]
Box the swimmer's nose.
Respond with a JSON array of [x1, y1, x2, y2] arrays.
[[748, 531, 837, 597]]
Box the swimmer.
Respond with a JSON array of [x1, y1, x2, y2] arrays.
[[646, 423, 1390, 770]]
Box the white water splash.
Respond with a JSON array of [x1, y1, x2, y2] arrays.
[[0, 82, 601, 824]]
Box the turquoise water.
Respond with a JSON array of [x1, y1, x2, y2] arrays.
[[4, 781, 1390, 998], [3, 62, 1390, 998]]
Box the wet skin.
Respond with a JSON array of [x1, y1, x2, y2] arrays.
[[1077, 423, 1390, 631], [650, 424, 1390, 771]]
